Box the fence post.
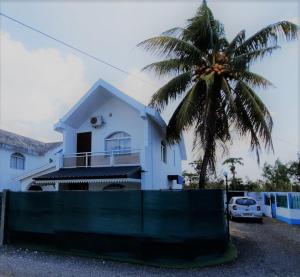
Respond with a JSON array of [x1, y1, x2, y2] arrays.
[[0, 190, 9, 246]]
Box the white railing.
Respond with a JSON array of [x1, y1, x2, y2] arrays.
[[62, 150, 141, 168]]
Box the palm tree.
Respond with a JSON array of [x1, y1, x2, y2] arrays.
[[222, 157, 244, 179], [138, 0, 298, 188]]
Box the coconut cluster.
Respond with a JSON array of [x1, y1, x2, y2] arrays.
[[194, 52, 231, 78], [195, 63, 228, 76]]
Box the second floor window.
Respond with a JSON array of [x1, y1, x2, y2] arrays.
[[10, 153, 25, 170], [161, 141, 167, 163], [105, 132, 131, 154]]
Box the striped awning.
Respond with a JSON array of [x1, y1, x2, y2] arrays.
[[35, 178, 141, 185]]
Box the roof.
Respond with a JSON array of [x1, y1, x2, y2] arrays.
[[0, 129, 62, 156], [16, 163, 57, 181], [34, 166, 142, 181], [54, 79, 187, 160], [54, 79, 166, 131]]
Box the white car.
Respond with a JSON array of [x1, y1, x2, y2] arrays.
[[228, 197, 263, 222]]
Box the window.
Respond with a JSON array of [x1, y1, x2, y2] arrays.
[[173, 150, 176, 166], [103, 184, 125, 190], [264, 195, 271, 206], [105, 132, 131, 154], [161, 141, 167, 163], [10, 153, 25, 170], [291, 195, 300, 209], [235, 198, 256, 206], [276, 195, 288, 208]]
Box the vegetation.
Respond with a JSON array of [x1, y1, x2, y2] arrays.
[[139, 0, 298, 188], [222, 157, 244, 179], [183, 155, 300, 192]]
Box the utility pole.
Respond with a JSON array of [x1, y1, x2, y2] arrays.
[[223, 171, 230, 240]]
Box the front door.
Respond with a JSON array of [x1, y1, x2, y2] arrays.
[[77, 132, 92, 167]]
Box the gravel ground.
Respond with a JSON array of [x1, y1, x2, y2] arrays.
[[0, 217, 299, 277]]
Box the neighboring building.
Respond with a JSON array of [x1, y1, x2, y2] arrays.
[[232, 191, 300, 225], [17, 79, 186, 191], [0, 129, 62, 191]]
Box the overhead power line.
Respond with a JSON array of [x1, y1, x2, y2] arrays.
[[0, 13, 298, 150], [0, 12, 158, 88]]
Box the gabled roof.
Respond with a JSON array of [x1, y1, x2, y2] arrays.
[[0, 129, 62, 156], [54, 79, 166, 131], [54, 79, 186, 160]]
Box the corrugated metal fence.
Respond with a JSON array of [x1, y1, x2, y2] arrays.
[[4, 190, 228, 260]]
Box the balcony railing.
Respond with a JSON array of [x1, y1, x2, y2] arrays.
[[62, 150, 141, 168]]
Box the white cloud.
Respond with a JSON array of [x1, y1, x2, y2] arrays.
[[115, 68, 165, 106], [0, 31, 90, 142]]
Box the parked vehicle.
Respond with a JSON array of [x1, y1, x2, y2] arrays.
[[229, 197, 263, 222]]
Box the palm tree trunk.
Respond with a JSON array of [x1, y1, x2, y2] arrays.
[[198, 146, 211, 188], [197, 78, 220, 189]]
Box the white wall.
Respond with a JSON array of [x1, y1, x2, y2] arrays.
[[145, 119, 183, 190], [18, 164, 58, 191], [61, 95, 183, 190], [0, 146, 61, 191], [258, 192, 300, 224], [63, 96, 145, 154]]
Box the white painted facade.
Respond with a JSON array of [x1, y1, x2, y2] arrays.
[[0, 143, 61, 191], [52, 79, 186, 190], [5, 79, 186, 191]]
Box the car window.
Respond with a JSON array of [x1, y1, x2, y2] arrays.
[[236, 198, 256, 206], [229, 198, 234, 204]]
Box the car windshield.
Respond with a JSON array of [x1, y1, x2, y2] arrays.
[[236, 198, 256, 206]]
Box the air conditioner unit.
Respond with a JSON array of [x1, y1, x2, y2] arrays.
[[90, 116, 105, 128]]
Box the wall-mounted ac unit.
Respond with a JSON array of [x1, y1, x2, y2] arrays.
[[90, 116, 105, 128]]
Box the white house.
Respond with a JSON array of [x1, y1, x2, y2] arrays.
[[15, 79, 186, 191], [0, 129, 62, 191]]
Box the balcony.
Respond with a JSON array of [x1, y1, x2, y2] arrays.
[[62, 150, 141, 168]]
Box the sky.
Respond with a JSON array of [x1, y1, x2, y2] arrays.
[[0, 0, 299, 181]]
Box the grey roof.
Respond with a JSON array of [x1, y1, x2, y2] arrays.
[[34, 166, 141, 181], [0, 129, 62, 156]]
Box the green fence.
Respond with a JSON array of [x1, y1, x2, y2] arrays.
[[0, 192, 2, 223], [5, 190, 228, 261]]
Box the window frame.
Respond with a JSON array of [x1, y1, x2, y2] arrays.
[[105, 132, 131, 155], [161, 141, 167, 163], [10, 152, 25, 170]]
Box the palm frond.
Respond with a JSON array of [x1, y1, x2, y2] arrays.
[[235, 21, 298, 54], [162, 27, 185, 38], [149, 71, 193, 111], [142, 58, 192, 77], [167, 81, 206, 143], [234, 71, 274, 89], [230, 46, 280, 68], [231, 81, 273, 162], [225, 30, 246, 54], [221, 77, 236, 111], [137, 36, 204, 61], [200, 71, 215, 96], [183, 1, 225, 51]]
